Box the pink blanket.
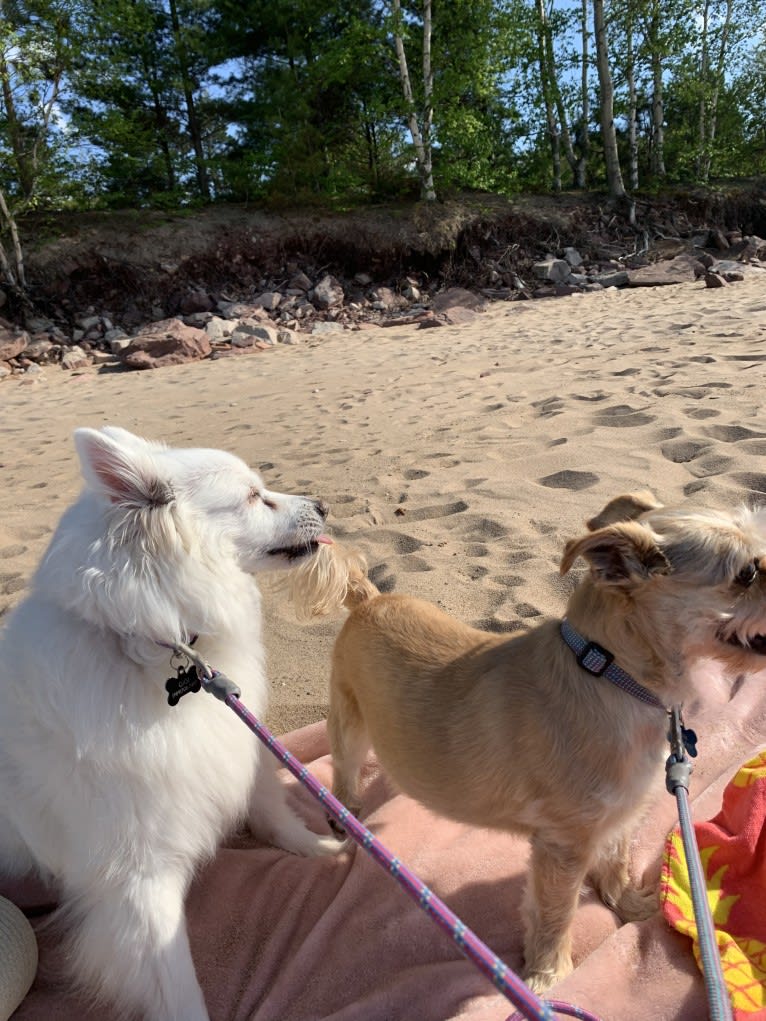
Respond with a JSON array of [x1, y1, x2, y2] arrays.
[[9, 659, 766, 1021]]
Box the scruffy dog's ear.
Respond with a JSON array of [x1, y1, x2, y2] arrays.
[[74, 427, 173, 508], [560, 521, 670, 585], [586, 491, 662, 532]]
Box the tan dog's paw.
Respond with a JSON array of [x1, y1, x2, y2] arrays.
[[615, 883, 658, 922]]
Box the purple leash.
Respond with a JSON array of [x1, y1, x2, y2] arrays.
[[180, 655, 602, 1021]]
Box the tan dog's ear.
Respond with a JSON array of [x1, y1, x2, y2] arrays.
[[586, 490, 662, 531], [561, 521, 670, 585]]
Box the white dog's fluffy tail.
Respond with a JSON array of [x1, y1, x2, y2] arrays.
[[274, 543, 378, 621]]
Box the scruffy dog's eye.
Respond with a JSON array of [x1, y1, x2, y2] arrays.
[[248, 487, 261, 504], [735, 561, 758, 587]]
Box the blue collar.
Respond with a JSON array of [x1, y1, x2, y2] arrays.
[[559, 618, 667, 711]]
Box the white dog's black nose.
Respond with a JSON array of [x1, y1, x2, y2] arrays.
[[314, 499, 329, 520]]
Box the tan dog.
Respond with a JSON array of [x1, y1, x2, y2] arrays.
[[285, 492, 766, 992]]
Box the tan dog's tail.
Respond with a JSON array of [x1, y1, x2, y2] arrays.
[[274, 542, 378, 621]]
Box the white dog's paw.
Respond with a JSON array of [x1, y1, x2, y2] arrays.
[[296, 831, 348, 857]]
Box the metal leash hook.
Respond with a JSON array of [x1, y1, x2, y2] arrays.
[[665, 705, 733, 1021]]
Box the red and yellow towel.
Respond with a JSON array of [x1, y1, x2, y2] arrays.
[[662, 750, 766, 1018]]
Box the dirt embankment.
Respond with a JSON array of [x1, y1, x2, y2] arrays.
[[11, 184, 766, 331]]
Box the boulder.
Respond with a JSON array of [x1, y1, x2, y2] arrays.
[[532, 259, 571, 283], [120, 318, 211, 370], [430, 287, 486, 312], [0, 327, 28, 362], [61, 345, 90, 371], [312, 274, 345, 309]]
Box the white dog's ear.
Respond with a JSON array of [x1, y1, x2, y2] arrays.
[[560, 521, 670, 585], [99, 426, 167, 452], [74, 428, 173, 507]]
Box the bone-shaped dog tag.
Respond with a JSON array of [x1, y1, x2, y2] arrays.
[[165, 664, 201, 706]]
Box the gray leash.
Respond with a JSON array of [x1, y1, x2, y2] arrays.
[[666, 706, 733, 1021]]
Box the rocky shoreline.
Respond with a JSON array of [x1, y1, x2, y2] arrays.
[[1, 225, 764, 379]]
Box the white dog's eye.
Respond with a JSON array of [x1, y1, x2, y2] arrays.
[[248, 487, 277, 510]]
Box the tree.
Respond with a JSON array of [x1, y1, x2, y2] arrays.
[[593, 0, 626, 199], [0, 0, 81, 288], [391, 0, 436, 200]]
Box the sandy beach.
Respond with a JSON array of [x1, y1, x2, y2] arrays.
[[2, 275, 766, 734]]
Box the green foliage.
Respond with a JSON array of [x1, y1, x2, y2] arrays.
[[0, 0, 764, 213]]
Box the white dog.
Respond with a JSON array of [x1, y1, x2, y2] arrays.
[[0, 427, 340, 1020]]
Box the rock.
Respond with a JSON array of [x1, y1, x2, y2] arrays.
[[25, 316, 54, 333], [178, 290, 214, 315], [626, 255, 702, 287], [120, 318, 211, 370], [430, 287, 486, 312], [205, 317, 232, 341], [722, 271, 745, 282], [563, 247, 583, 268], [312, 274, 345, 309], [370, 286, 406, 311], [442, 306, 477, 325], [109, 336, 132, 355], [289, 272, 313, 292], [277, 328, 300, 344], [90, 350, 118, 366], [0, 327, 28, 362], [104, 328, 128, 344], [591, 270, 629, 288], [532, 259, 571, 283], [76, 315, 101, 331], [230, 319, 278, 346], [704, 271, 728, 288], [353, 272, 373, 286], [711, 229, 730, 251], [25, 337, 56, 363], [61, 345, 91, 370], [253, 291, 281, 311], [697, 252, 716, 269], [311, 321, 345, 335], [217, 301, 268, 320], [0, 362, 10, 380]]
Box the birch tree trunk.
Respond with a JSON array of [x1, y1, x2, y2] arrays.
[[645, 1, 666, 180], [536, 0, 579, 188], [576, 0, 590, 189], [626, 14, 639, 190], [593, 0, 626, 199], [696, 0, 711, 179], [392, 0, 436, 201], [699, 0, 734, 182]]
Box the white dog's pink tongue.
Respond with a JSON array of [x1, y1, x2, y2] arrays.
[[317, 534, 334, 545]]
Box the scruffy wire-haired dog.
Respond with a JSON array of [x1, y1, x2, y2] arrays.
[[285, 492, 766, 992]]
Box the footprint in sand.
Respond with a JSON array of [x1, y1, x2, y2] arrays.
[[405, 500, 469, 522], [703, 424, 766, 443], [593, 405, 656, 427], [683, 408, 720, 420], [374, 530, 425, 555], [539, 470, 599, 491], [730, 473, 766, 495], [403, 468, 430, 480], [368, 563, 396, 593], [0, 544, 27, 559], [688, 455, 735, 478], [660, 439, 712, 463], [398, 555, 434, 573]]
